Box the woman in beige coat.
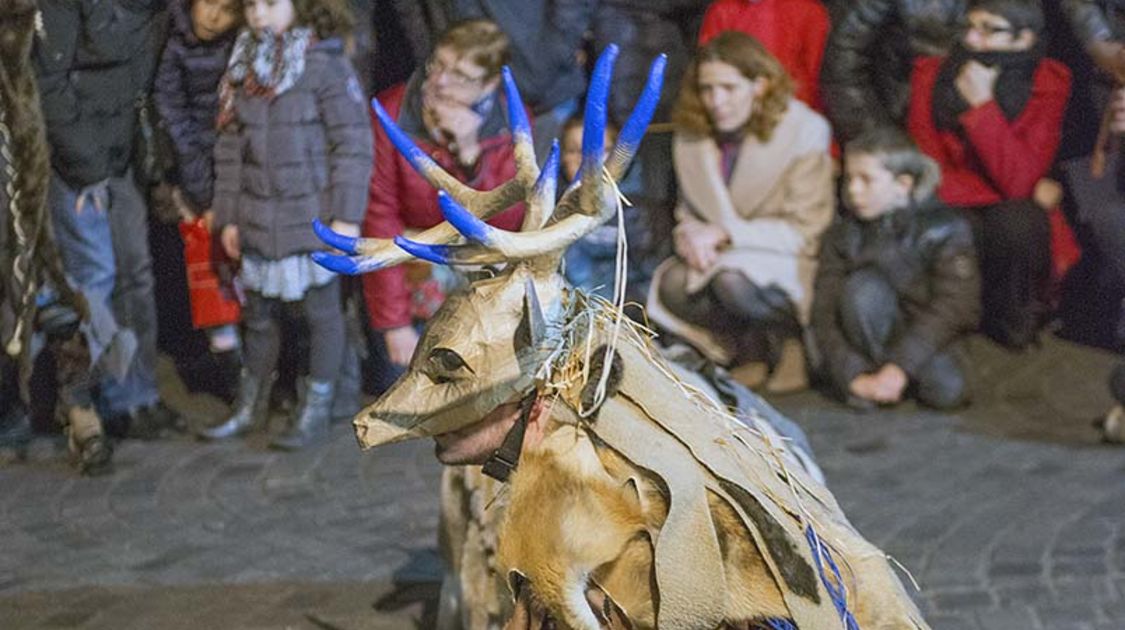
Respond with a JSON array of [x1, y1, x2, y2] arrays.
[[648, 32, 834, 392]]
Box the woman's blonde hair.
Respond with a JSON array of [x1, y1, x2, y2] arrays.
[[845, 127, 942, 203], [672, 32, 793, 142]]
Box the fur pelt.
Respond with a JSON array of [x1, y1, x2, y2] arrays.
[[0, 0, 86, 390], [498, 422, 788, 630]]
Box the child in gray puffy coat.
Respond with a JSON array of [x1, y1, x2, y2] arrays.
[[200, 0, 372, 449]]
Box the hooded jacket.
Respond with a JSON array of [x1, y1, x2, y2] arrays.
[[812, 197, 981, 391], [153, 0, 238, 212]]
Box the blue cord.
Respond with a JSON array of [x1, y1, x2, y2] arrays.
[[805, 526, 861, 630]]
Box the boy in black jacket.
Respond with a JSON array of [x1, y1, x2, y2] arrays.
[[812, 128, 980, 410]]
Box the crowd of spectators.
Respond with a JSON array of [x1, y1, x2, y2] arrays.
[[2, 0, 1124, 475]]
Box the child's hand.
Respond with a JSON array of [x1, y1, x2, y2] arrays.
[[384, 325, 419, 367], [870, 363, 908, 403], [220, 224, 241, 260], [849, 374, 879, 401]]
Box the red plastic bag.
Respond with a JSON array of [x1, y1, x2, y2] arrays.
[[179, 218, 241, 329]]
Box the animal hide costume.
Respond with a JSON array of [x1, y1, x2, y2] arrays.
[[0, 0, 119, 474], [0, 0, 86, 388], [315, 47, 929, 629]]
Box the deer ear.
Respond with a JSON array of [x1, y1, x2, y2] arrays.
[[515, 278, 547, 353]]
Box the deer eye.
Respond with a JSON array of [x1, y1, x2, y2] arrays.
[[427, 347, 474, 382]]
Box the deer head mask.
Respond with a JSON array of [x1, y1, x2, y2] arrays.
[[313, 45, 666, 448]]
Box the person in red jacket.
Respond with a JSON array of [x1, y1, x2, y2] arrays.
[[906, 0, 1070, 349], [364, 19, 526, 382], [697, 0, 830, 110]]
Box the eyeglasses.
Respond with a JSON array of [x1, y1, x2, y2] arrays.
[[960, 19, 1017, 37], [425, 58, 487, 88]]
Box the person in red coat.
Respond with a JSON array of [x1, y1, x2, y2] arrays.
[[364, 19, 526, 379], [906, 0, 1070, 349], [698, 0, 830, 110]]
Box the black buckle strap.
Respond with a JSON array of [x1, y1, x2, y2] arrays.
[[481, 391, 537, 482]]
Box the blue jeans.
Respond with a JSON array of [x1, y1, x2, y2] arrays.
[[48, 172, 159, 415]]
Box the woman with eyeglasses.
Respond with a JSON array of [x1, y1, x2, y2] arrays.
[[361, 19, 526, 388], [906, 0, 1071, 350]]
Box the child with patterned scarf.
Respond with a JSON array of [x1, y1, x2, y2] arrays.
[[201, 0, 372, 450]]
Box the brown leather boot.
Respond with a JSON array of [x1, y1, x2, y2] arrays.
[[729, 361, 769, 389], [765, 338, 808, 394]]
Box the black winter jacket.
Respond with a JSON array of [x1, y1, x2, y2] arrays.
[[821, 0, 965, 142], [811, 200, 980, 390], [153, 0, 236, 212], [33, 0, 166, 189], [1064, 0, 1125, 42]]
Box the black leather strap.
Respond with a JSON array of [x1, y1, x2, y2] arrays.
[[481, 391, 537, 482]]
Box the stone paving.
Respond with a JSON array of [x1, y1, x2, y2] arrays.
[[0, 334, 1121, 629]]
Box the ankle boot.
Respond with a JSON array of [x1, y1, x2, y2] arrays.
[[270, 379, 334, 451], [197, 371, 273, 440], [66, 405, 113, 476], [765, 337, 809, 394]]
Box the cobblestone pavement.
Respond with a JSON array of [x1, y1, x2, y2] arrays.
[[0, 334, 1121, 629]]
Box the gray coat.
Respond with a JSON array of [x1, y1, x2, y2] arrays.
[[212, 39, 373, 260]]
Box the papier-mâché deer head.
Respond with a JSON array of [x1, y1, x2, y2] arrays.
[[312, 45, 666, 449]]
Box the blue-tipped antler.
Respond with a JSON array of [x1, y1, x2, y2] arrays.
[[310, 250, 385, 275], [371, 98, 437, 179], [436, 191, 495, 245], [502, 66, 532, 143], [536, 140, 560, 197], [313, 45, 665, 275], [578, 44, 619, 181], [311, 219, 358, 255], [611, 54, 667, 170], [392, 237, 460, 266]]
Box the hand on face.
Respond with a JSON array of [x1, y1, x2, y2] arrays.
[[673, 219, 729, 273], [423, 96, 484, 162], [955, 60, 1000, 108]]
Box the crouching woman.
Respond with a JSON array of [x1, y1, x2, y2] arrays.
[[646, 32, 834, 394]]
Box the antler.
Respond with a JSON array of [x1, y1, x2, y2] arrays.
[[310, 66, 541, 274], [396, 47, 666, 267], [313, 45, 666, 274]]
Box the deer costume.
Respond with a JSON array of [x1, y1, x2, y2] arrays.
[[315, 46, 928, 630]]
